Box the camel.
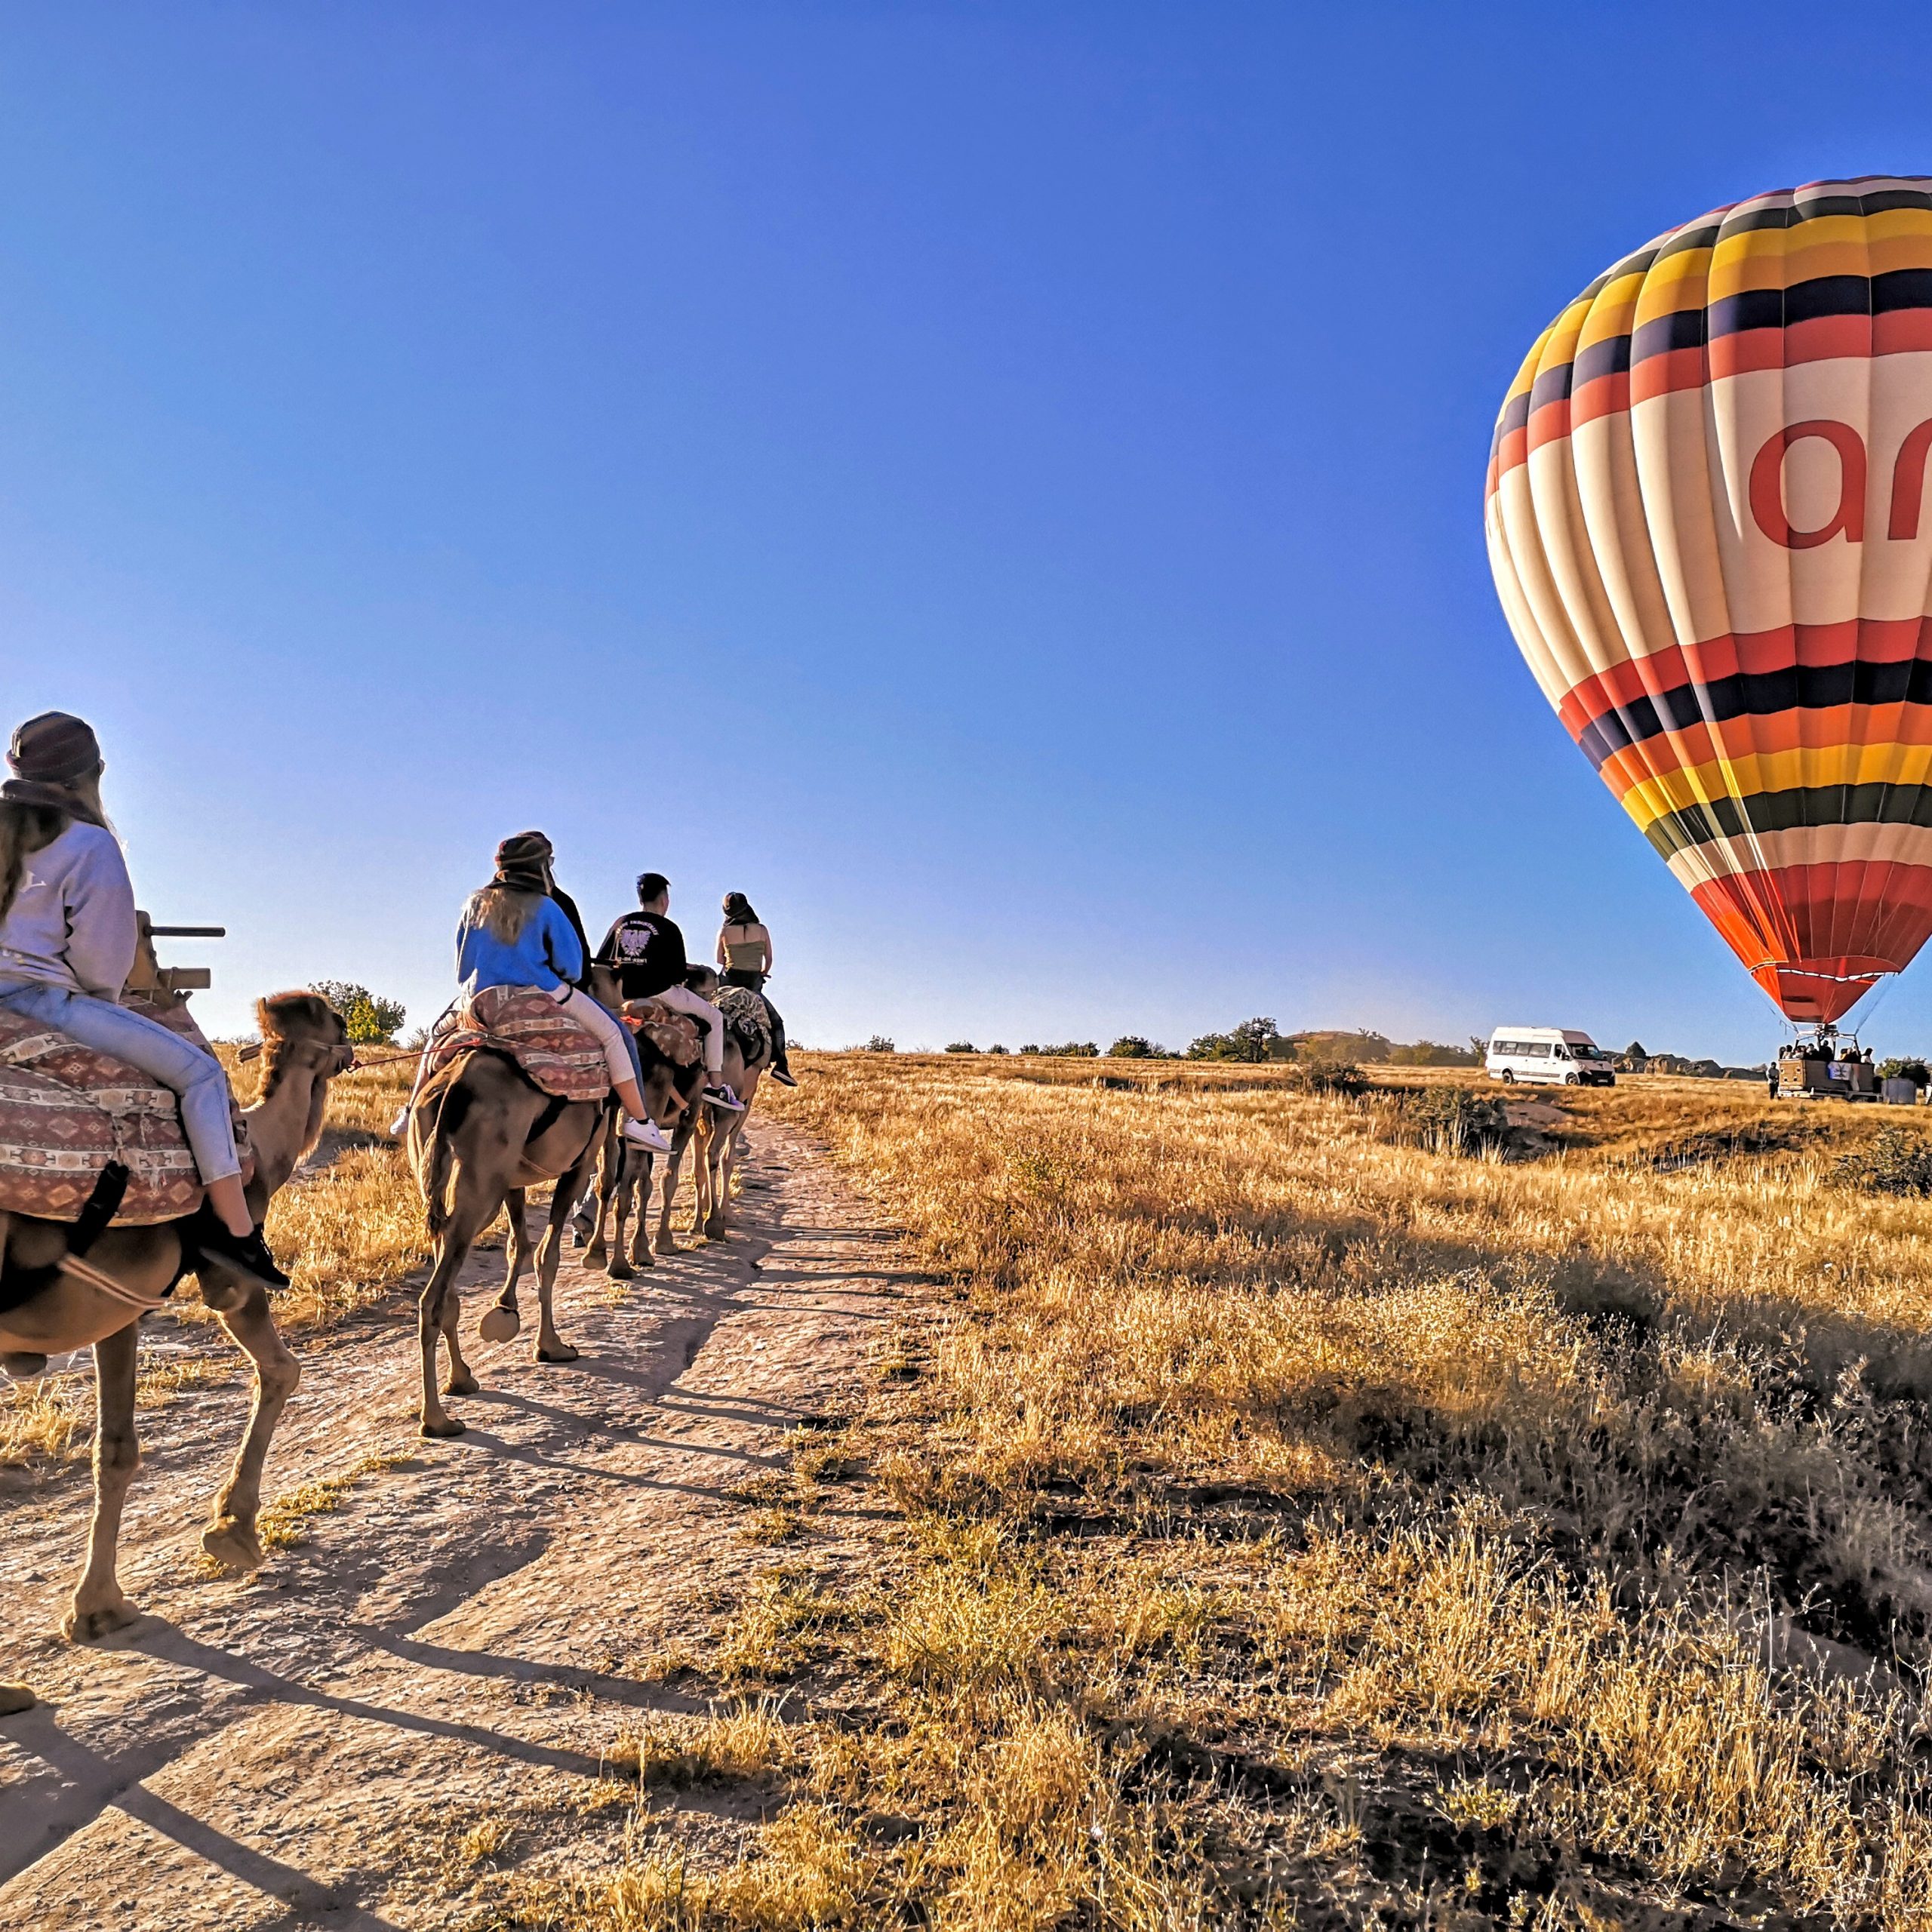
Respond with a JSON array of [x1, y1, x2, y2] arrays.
[[406, 989, 682, 1438], [583, 992, 770, 1272], [0, 991, 352, 1712]]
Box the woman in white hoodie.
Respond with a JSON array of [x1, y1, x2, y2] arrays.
[[0, 712, 287, 1290]]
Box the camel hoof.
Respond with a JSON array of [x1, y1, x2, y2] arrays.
[[584, 1243, 608, 1266], [606, 1254, 634, 1281], [420, 1414, 467, 1439], [654, 1236, 679, 1257], [536, 1341, 580, 1364], [63, 1596, 137, 1643], [703, 1219, 727, 1242], [478, 1306, 520, 1343], [444, 1370, 481, 1397], [631, 1249, 655, 1272], [0, 1681, 35, 1715], [201, 1519, 265, 1573]]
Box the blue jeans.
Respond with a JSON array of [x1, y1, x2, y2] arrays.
[[0, 980, 242, 1184]]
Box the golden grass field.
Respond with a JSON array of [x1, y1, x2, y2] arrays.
[[614, 1054, 1932, 1928], [19, 1045, 1932, 1923]]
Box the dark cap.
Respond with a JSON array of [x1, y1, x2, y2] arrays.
[[495, 829, 552, 872], [8, 712, 102, 786]]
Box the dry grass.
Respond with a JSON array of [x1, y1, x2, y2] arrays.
[[512, 1054, 1932, 1926], [252, 1448, 414, 1554]]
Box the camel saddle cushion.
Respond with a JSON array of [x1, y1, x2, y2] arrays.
[[620, 998, 703, 1069], [715, 986, 772, 1066], [0, 995, 249, 1227], [425, 987, 609, 1102]]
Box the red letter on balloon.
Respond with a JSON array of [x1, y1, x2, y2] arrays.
[[1889, 419, 1932, 540], [1749, 420, 1867, 548]]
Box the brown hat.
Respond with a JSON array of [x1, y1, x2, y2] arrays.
[[8, 712, 102, 786]]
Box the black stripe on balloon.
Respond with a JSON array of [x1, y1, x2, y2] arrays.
[[1497, 269, 1932, 432], [1644, 781, 1932, 862], [1577, 657, 1932, 770]]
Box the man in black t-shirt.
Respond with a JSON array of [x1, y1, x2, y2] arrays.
[[596, 873, 743, 1110]]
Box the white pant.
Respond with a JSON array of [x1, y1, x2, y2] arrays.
[[648, 983, 726, 1075], [552, 986, 641, 1091]]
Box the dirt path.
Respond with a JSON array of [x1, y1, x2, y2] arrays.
[[0, 1121, 903, 1929]]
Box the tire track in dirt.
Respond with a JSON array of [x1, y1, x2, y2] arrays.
[[0, 1121, 904, 1929]]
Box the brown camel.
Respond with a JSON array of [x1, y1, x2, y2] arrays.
[[406, 996, 681, 1437], [584, 992, 770, 1271], [581, 1044, 707, 1276], [0, 991, 352, 1712]]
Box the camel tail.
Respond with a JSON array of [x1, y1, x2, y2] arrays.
[[423, 1081, 463, 1238]]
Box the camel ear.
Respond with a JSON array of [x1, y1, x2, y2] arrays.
[[254, 997, 281, 1040]]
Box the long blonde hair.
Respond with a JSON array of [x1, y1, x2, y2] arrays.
[[0, 775, 109, 924], [466, 884, 541, 945]]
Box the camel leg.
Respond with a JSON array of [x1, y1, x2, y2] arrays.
[[583, 1129, 615, 1269], [200, 1284, 300, 1572], [66, 1323, 141, 1641], [419, 1236, 476, 1437], [626, 1154, 655, 1270], [656, 1142, 686, 1256], [533, 1179, 583, 1364], [608, 1149, 643, 1278], [479, 1189, 530, 1344], [703, 1122, 732, 1241], [441, 1287, 479, 1397]]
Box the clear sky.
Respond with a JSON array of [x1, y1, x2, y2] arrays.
[[7, 3, 1932, 1063]]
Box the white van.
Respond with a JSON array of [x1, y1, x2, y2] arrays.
[[1486, 1026, 1615, 1088]]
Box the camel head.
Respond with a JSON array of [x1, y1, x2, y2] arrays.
[[255, 991, 356, 1078]]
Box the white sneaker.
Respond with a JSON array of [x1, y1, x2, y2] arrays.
[[623, 1118, 673, 1152], [389, 1110, 409, 1137]]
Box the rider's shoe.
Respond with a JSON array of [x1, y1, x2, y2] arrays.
[[623, 1118, 674, 1152], [769, 1067, 799, 1088], [703, 1084, 747, 1112], [192, 1218, 292, 1292], [389, 1109, 409, 1137]]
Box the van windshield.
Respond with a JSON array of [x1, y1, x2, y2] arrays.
[[1567, 1044, 1604, 1060]]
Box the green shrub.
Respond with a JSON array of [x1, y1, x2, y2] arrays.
[[944, 1041, 976, 1054], [1285, 1058, 1367, 1098], [1876, 1057, 1930, 1088], [1391, 1085, 1512, 1157], [310, 980, 407, 1045], [863, 1035, 897, 1054], [1108, 1035, 1158, 1059], [1038, 1041, 1100, 1058], [1832, 1127, 1932, 1195]]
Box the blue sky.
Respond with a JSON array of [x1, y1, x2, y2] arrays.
[[6, 4, 1932, 1061]]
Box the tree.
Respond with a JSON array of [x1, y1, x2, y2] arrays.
[[1188, 1017, 1281, 1063], [1109, 1035, 1157, 1058], [311, 980, 406, 1045], [944, 1041, 976, 1054], [863, 1035, 896, 1054]]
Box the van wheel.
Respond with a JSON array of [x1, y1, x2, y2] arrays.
[[1500, 1070, 1515, 1084], [1564, 1072, 1579, 1085]]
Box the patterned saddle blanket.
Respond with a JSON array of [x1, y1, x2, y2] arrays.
[[715, 986, 772, 1067], [620, 999, 704, 1069], [0, 995, 248, 1227], [423, 987, 610, 1103]]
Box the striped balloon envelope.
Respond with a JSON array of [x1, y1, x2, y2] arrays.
[[1485, 176, 1932, 1024]]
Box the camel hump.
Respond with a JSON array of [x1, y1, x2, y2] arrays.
[[422, 988, 609, 1103]]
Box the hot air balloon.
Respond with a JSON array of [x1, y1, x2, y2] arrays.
[[1484, 176, 1932, 1025]]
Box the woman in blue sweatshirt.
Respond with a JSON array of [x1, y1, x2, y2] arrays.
[[457, 833, 669, 1152]]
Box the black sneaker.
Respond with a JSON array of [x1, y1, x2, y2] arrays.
[[194, 1223, 291, 1292], [771, 1067, 799, 1088]]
